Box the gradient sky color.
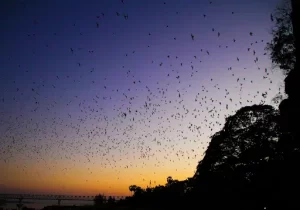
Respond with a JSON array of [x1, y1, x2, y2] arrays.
[[0, 0, 285, 196]]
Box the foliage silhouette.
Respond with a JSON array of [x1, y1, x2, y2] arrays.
[[276, 1, 300, 208], [124, 176, 190, 208], [191, 105, 281, 210], [266, 0, 295, 75]]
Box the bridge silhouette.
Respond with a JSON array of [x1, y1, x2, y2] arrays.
[[0, 193, 126, 206]]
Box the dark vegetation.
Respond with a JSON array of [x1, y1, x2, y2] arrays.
[[0, 200, 5, 207], [265, 0, 295, 75]]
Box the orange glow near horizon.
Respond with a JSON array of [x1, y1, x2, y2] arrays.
[[0, 158, 196, 196]]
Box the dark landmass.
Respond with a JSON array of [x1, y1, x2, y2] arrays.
[[0, 199, 6, 206]]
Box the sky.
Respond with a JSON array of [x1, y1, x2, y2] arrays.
[[0, 0, 285, 196]]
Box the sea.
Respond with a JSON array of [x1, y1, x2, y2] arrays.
[[0, 199, 94, 210]]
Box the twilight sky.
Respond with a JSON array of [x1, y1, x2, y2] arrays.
[[0, 0, 284, 196]]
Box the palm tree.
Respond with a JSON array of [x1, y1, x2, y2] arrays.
[[129, 185, 137, 195], [166, 176, 173, 187]]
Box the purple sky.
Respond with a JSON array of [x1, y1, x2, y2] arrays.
[[0, 0, 285, 195]]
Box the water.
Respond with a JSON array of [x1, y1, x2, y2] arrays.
[[0, 199, 94, 210]]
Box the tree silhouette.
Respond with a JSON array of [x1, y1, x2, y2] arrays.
[[192, 105, 280, 210], [266, 0, 295, 75], [129, 185, 144, 197], [93, 193, 106, 206], [195, 105, 280, 175], [128, 185, 137, 194], [125, 177, 191, 208], [166, 176, 174, 186], [275, 1, 300, 207]]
